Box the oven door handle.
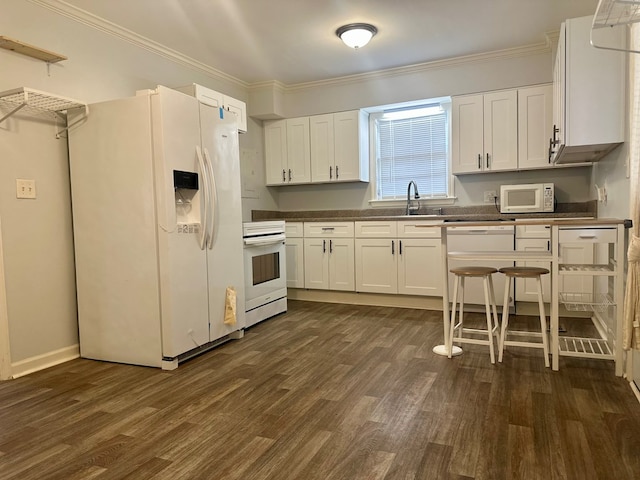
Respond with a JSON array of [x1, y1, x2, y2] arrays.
[[243, 233, 286, 247]]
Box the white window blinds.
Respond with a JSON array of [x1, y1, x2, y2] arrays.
[[375, 105, 449, 199]]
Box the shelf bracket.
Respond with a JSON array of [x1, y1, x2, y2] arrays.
[[55, 105, 89, 139], [0, 102, 27, 125]]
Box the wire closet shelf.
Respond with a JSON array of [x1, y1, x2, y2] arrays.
[[0, 87, 88, 138]]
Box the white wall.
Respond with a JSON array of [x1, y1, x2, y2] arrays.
[[0, 119, 78, 366]]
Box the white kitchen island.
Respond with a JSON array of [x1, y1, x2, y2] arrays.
[[427, 218, 629, 376]]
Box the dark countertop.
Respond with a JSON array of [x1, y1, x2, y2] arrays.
[[251, 201, 597, 223]]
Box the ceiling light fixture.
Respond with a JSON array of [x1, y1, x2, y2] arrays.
[[336, 23, 377, 49]]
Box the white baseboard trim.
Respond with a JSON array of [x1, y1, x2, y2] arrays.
[[11, 344, 80, 379]]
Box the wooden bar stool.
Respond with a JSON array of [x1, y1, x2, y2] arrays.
[[448, 266, 500, 363], [498, 266, 550, 367]]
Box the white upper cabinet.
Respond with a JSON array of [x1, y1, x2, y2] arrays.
[[452, 90, 517, 174], [264, 117, 312, 185], [267, 110, 369, 186], [550, 15, 625, 164], [310, 110, 369, 183], [310, 114, 335, 182], [264, 120, 288, 185], [451, 94, 484, 174], [174, 83, 247, 133], [483, 90, 518, 172], [518, 84, 553, 169]]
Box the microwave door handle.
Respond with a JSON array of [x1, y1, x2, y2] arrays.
[[194, 146, 208, 250], [244, 233, 286, 246]]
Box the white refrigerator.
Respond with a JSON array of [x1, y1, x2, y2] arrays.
[[67, 85, 246, 369]]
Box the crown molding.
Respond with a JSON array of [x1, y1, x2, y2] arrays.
[[29, 0, 555, 95], [279, 41, 553, 92], [28, 0, 249, 88], [247, 80, 288, 93]]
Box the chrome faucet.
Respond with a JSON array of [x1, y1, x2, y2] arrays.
[[406, 181, 420, 215]]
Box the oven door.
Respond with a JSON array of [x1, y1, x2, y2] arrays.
[[243, 235, 287, 311]]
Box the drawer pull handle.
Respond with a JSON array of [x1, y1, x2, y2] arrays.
[[578, 234, 597, 239], [321, 227, 335, 231]]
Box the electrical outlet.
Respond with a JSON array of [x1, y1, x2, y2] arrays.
[[16, 179, 36, 199], [484, 190, 497, 203]]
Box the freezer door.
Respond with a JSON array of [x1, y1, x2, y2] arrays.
[[152, 86, 211, 358], [68, 95, 164, 367], [199, 104, 247, 340]]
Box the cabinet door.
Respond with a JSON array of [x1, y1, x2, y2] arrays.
[[304, 238, 328, 289], [518, 85, 553, 169], [223, 96, 247, 133], [483, 90, 517, 171], [286, 117, 311, 184], [397, 238, 442, 296], [264, 120, 288, 185], [285, 238, 305, 288], [333, 110, 364, 182], [310, 114, 334, 183], [551, 22, 565, 163], [452, 95, 484, 174], [329, 238, 355, 291], [355, 238, 397, 294], [515, 238, 551, 302], [558, 243, 594, 296]]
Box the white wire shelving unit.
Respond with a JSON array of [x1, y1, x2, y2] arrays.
[[0, 87, 88, 138]]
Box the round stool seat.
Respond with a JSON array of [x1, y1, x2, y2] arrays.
[[498, 266, 549, 278], [450, 266, 498, 277]]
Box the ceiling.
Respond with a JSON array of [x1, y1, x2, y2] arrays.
[[57, 0, 598, 86]]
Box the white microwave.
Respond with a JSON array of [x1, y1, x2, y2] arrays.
[[500, 183, 554, 213]]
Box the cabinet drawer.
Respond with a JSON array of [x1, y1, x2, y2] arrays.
[[355, 221, 397, 238], [285, 222, 304, 238], [515, 224, 551, 239], [558, 227, 617, 244], [397, 220, 441, 238], [304, 222, 354, 238]]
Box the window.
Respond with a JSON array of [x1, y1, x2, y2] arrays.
[[371, 99, 451, 201]]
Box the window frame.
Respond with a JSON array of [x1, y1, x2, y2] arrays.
[[368, 98, 455, 207]]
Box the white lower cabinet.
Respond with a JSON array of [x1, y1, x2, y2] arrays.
[[398, 238, 442, 295], [303, 222, 355, 291], [558, 242, 594, 295], [304, 238, 354, 291], [355, 221, 442, 296], [355, 238, 397, 294], [285, 222, 304, 288], [515, 221, 593, 303], [515, 238, 551, 302]]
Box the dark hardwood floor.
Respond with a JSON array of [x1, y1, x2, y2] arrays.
[[1, 300, 640, 479]]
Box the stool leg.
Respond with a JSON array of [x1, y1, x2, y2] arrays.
[[499, 276, 512, 363], [482, 275, 496, 364], [458, 277, 465, 342], [487, 274, 500, 340], [450, 277, 466, 350], [536, 276, 550, 368], [448, 274, 460, 358]]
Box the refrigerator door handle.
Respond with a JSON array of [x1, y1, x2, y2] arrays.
[[194, 146, 209, 250], [203, 147, 217, 249]]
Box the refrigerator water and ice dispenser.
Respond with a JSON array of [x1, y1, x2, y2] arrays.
[[173, 170, 201, 231]]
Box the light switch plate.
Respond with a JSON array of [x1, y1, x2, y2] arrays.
[[16, 179, 36, 199]]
